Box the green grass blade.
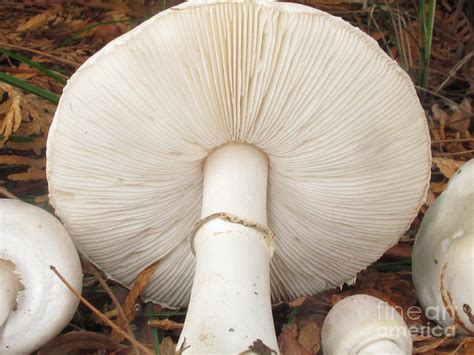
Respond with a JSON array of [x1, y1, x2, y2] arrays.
[[0, 72, 59, 104], [0, 48, 67, 85], [425, 0, 436, 65], [146, 303, 161, 355]]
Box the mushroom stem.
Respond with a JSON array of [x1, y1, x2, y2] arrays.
[[179, 143, 278, 354], [0, 260, 22, 326]]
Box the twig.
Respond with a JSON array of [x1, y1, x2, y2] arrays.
[[432, 150, 474, 157], [0, 42, 80, 67], [87, 263, 140, 355], [435, 51, 474, 93], [0, 187, 18, 199], [50, 265, 154, 355], [431, 138, 474, 144]]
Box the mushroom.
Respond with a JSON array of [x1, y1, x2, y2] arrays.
[[412, 159, 474, 333], [321, 294, 412, 355], [0, 199, 83, 354], [46, 0, 431, 352]]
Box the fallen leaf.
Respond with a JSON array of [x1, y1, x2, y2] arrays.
[[448, 99, 471, 133], [240, 339, 278, 354], [37, 331, 124, 355], [433, 158, 465, 178], [160, 337, 177, 355], [413, 335, 449, 353], [297, 316, 321, 354], [0, 84, 22, 145], [113, 260, 160, 340], [278, 324, 312, 355], [17, 10, 55, 32]]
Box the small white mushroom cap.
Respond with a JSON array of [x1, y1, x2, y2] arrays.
[[0, 199, 83, 354], [412, 159, 474, 333], [321, 294, 412, 355], [47, 0, 431, 307]]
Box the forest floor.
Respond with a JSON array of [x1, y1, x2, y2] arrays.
[[0, 0, 473, 354]]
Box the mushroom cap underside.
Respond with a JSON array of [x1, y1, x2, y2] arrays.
[[47, 0, 431, 307]]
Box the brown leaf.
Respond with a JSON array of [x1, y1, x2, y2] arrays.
[[430, 182, 447, 194], [289, 296, 307, 308], [413, 335, 449, 353], [448, 98, 471, 133], [297, 316, 321, 354], [433, 158, 465, 178], [17, 10, 56, 32], [0, 84, 22, 145], [37, 331, 124, 355], [278, 324, 312, 355], [240, 339, 278, 354], [160, 337, 177, 355], [112, 260, 160, 340], [6, 136, 46, 154]]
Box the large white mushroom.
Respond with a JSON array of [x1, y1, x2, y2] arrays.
[[46, 0, 431, 352], [412, 159, 474, 334], [0, 199, 83, 354], [321, 294, 413, 355]]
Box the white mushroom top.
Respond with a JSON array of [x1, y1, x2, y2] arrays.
[[0, 199, 83, 354], [412, 159, 474, 332], [322, 294, 412, 355], [47, 0, 431, 307]]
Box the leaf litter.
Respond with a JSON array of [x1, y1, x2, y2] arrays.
[[0, 0, 472, 353]]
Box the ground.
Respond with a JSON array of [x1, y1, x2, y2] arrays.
[[0, 0, 473, 354]]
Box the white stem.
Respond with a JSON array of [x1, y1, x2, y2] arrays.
[[179, 143, 278, 354], [0, 260, 22, 326], [359, 339, 405, 355]]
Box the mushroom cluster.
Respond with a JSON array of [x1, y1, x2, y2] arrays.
[[0, 199, 83, 354], [413, 159, 474, 333], [322, 294, 412, 355], [46, 0, 431, 352]]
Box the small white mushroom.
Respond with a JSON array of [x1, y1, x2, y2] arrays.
[[0, 199, 83, 354], [412, 159, 474, 333], [322, 294, 412, 355]]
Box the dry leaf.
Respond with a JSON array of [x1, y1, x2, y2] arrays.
[[9, 166, 46, 181], [0, 84, 22, 145], [37, 331, 124, 355], [240, 339, 278, 354], [160, 337, 177, 355], [112, 260, 159, 340], [278, 324, 312, 355], [413, 335, 449, 353], [448, 99, 471, 133], [297, 316, 321, 354], [289, 296, 307, 308], [430, 182, 447, 194], [433, 158, 465, 178], [17, 10, 55, 32], [6, 137, 46, 154]]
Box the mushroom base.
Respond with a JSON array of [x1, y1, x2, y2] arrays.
[[0, 260, 23, 327], [179, 220, 277, 353]]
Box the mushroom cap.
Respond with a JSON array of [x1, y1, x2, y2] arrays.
[[0, 199, 83, 354], [47, 0, 430, 307], [321, 294, 413, 354], [413, 159, 474, 332]]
